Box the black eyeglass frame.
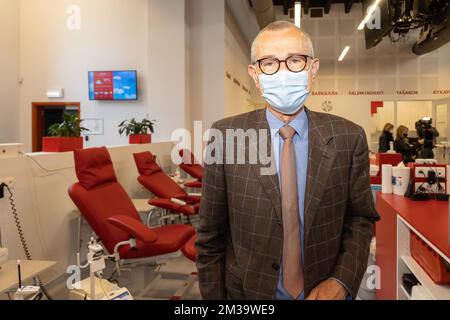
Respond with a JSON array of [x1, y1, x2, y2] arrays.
[[255, 54, 314, 75]]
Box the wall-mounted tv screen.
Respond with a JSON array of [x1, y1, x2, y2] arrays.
[[88, 70, 137, 101]]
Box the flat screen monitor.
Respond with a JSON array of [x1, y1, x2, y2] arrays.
[[88, 70, 138, 101]]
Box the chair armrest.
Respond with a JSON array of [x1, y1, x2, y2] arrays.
[[170, 198, 188, 206], [171, 193, 200, 204], [108, 215, 158, 244], [187, 192, 201, 197]]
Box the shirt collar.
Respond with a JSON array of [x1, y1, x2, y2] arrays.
[[265, 107, 308, 139]]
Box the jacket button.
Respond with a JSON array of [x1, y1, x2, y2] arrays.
[[272, 263, 280, 271]]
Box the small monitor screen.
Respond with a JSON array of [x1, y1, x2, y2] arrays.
[[88, 70, 138, 101]]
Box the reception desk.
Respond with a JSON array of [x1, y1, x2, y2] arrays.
[[375, 192, 450, 300]]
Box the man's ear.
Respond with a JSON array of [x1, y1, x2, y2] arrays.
[[310, 58, 320, 80], [248, 64, 260, 89]]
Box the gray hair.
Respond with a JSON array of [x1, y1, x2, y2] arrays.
[[250, 21, 315, 63]]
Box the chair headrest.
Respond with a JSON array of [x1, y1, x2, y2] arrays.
[[133, 151, 162, 176], [74, 147, 117, 190]]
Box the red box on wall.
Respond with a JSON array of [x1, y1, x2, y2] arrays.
[[129, 134, 152, 144], [42, 137, 83, 152], [410, 232, 450, 285]]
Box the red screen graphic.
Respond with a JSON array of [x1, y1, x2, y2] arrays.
[[93, 72, 114, 100]]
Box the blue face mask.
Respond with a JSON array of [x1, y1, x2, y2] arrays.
[[258, 70, 310, 115]]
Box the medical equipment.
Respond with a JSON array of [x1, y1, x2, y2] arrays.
[[68, 147, 197, 300], [70, 238, 133, 300], [0, 181, 53, 299], [12, 260, 42, 300]]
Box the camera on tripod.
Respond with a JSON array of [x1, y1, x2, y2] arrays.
[[415, 117, 438, 158]]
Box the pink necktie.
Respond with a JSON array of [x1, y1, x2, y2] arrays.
[[279, 125, 304, 299]]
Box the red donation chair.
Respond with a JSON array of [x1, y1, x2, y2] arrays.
[[133, 151, 201, 223], [68, 147, 196, 299]]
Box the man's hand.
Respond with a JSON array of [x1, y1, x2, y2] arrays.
[[305, 279, 348, 300]]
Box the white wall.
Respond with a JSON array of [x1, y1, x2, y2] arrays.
[[0, 0, 20, 143], [224, 3, 258, 117], [186, 0, 225, 134], [147, 0, 186, 142], [17, 0, 189, 151]]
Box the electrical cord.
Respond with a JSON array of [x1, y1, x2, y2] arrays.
[[26, 155, 74, 173], [2, 183, 53, 300], [97, 272, 111, 300]]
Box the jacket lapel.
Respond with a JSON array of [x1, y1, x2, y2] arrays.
[[246, 108, 336, 231], [304, 108, 336, 243], [248, 109, 282, 223]]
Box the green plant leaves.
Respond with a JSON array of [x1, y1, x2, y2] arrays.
[[118, 117, 156, 136], [47, 112, 89, 137]]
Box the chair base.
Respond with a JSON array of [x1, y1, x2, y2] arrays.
[[134, 271, 198, 300], [118, 251, 197, 300]]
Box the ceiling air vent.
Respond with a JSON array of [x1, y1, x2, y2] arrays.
[[310, 8, 323, 18]]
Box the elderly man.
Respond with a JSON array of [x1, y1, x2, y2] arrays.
[[196, 21, 379, 300]]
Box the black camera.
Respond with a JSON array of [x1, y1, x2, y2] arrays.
[[415, 117, 438, 158], [415, 117, 433, 138]]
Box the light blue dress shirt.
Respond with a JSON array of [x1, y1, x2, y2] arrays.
[[266, 108, 351, 300], [265, 108, 308, 300]]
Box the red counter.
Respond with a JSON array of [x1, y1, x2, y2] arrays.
[[375, 192, 450, 300]]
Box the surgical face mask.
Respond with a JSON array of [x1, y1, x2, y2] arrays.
[[258, 69, 310, 115]]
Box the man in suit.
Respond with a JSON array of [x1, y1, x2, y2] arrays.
[[196, 21, 380, 300]]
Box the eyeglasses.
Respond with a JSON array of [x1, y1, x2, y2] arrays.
[[256, 54, 312, 75]]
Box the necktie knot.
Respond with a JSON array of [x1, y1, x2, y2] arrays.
[[279, 125, 296, 140]]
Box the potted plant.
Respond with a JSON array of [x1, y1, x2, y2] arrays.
[[118, 117, 155, 144], [42, 112, 89, 152]]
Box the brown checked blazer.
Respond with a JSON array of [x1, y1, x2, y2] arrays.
[[196, 107, 380, 300]]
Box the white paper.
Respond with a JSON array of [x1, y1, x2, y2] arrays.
[[392, 167, 410, 196], [381, 164, 393, 194]]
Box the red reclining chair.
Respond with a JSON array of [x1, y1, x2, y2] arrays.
[[68, 147, 196, 298], [133, 151, 200, 223], [178, 149, 204, 189], [181, 235, 197, 262]]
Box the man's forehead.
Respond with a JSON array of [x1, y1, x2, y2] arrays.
[[255, 31, 310, 57]]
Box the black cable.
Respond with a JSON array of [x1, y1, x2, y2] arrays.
[[3, 184, 53, 300]]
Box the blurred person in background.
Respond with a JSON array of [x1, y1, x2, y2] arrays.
[[394, 125, 419, 163], [378, 123, 394, 153]]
